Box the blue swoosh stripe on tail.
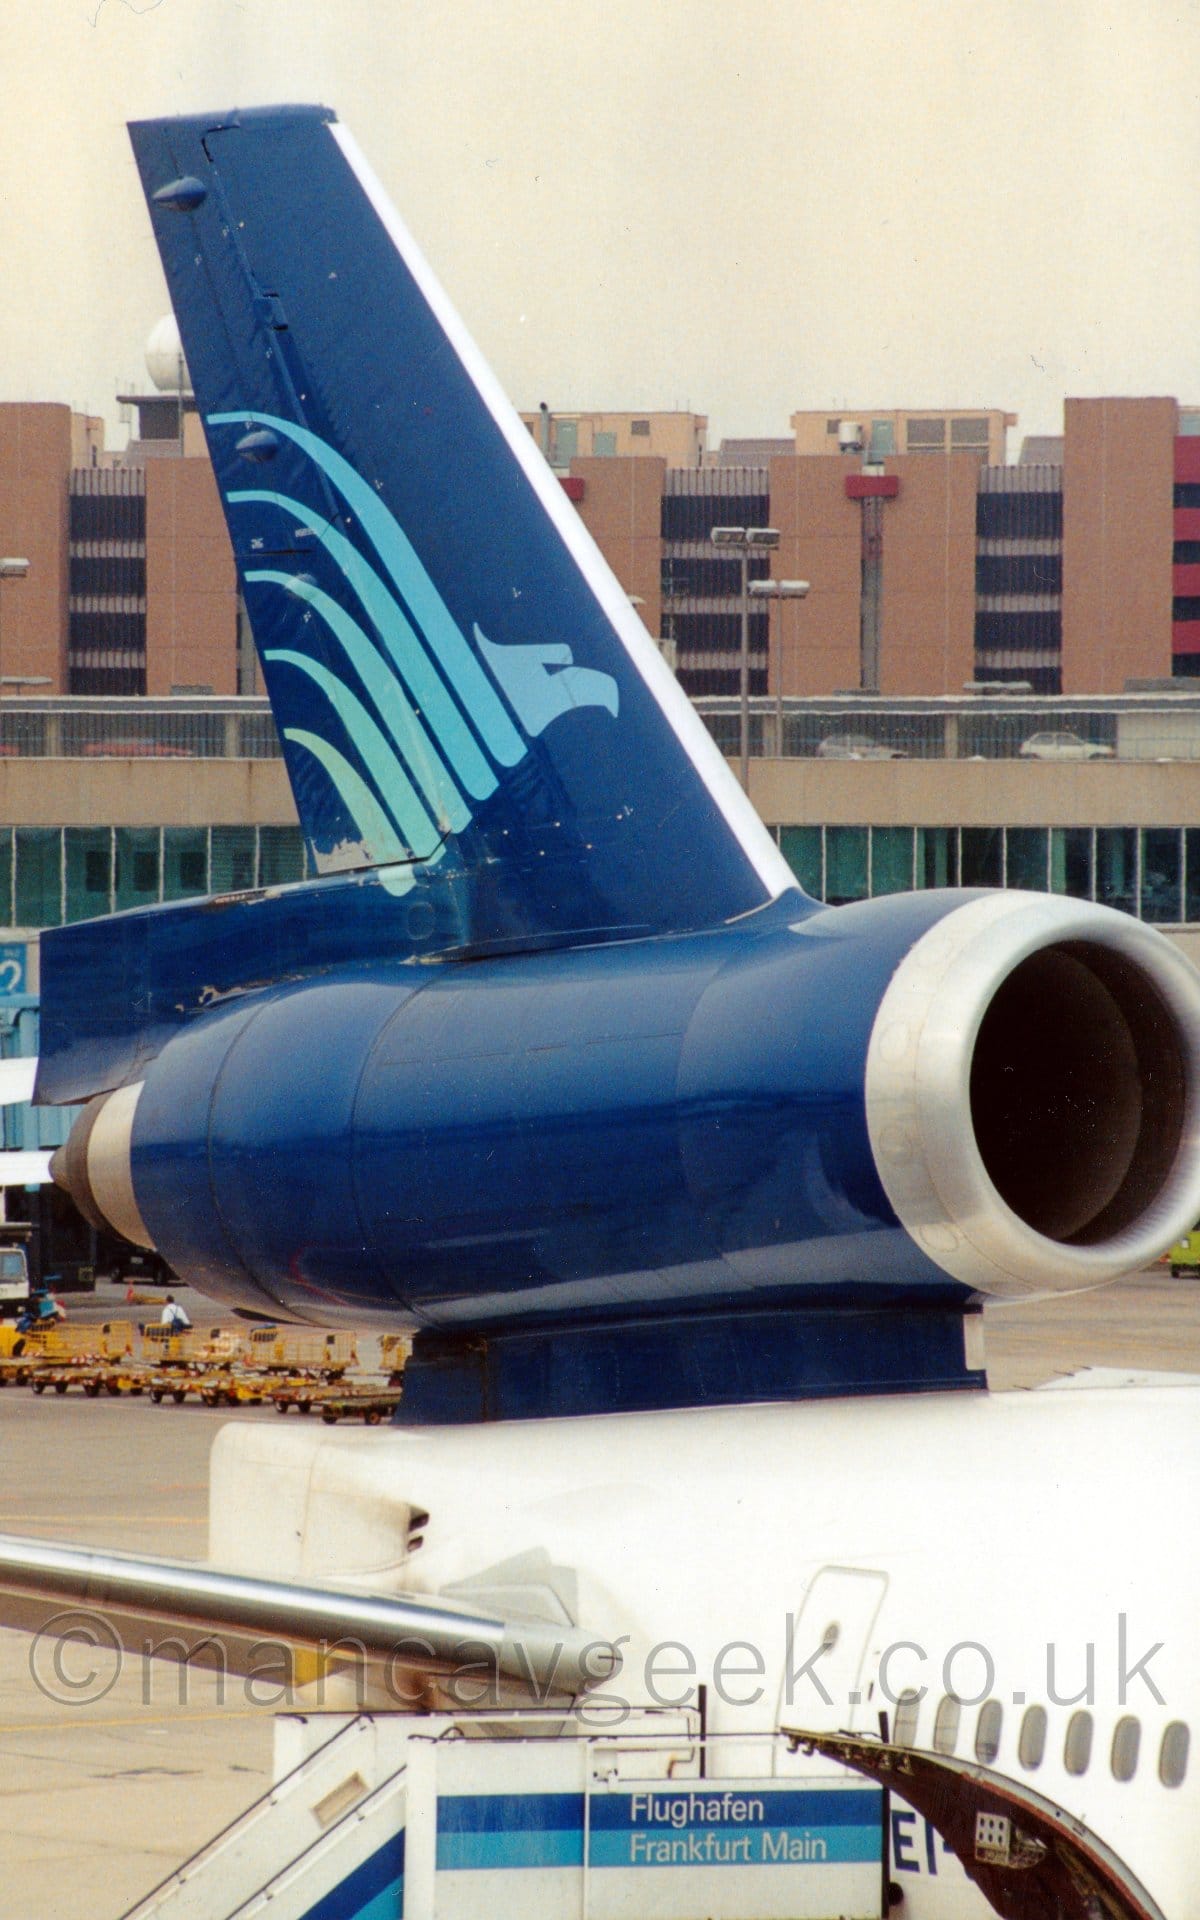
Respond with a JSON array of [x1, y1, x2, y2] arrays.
[[248, 569, 470, 832], [217, 412, 527, 766]]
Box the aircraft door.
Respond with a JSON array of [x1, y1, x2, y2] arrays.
[[774, 1566, 888, 1777]]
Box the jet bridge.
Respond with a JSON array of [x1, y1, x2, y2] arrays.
[[120, 1711, 884, 1920]]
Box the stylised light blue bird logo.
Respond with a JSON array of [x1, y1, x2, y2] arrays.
[[211, 411, 619, 893]]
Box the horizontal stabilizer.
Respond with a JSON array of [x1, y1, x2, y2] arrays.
[[0, 1058, 37, 1106], [0, 1532, 613, 1701], [0, 1150, 52, 1187]]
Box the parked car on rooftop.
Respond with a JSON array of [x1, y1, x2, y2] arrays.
[[815, 733, 907, 760], [1018, 730, 1114, 761]]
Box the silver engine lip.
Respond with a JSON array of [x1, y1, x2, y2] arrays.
[[865, 893, 1200, 1297], [84, 1080, 155, 1253]]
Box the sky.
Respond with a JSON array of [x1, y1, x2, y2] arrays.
[[2, 0, 1199, 453]]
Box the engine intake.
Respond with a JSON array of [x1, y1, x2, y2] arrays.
[[866, 894, 1200, 1296]]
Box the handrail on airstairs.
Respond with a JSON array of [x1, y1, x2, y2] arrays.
[[122, 1712, 879, 1920], [120, 1711, 389, 1920], [121, 1706, 681, 1920], [226, 1756, 408, 1920]]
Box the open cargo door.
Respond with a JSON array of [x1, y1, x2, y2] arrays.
[[784, 1727, 1167, 1920]]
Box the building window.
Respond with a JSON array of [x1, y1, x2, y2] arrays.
[[259, 827, 307, 887], [0, 831, 13, 924], [870, 826, 914, 896], [951, 417, 990, 449], [961, 827, 1002, 887], [974, 610, 1062, 654], [1006, 828, 1049, 890], [779, 825, 822, 897], [906, 417, 947, 451], [671, 613, 769, 657], [1141, 828, 1182, 922], [68, 488, 146, 542], [15, 829, 61, 928], [1096, 827, 1137, 914], [164, 829, 208, 902], [211, 827, 258, 894], [114, 829, 162, 911], [976, 490, 1062, 539], [824, 826, 868, 904], [661, 556, 769, 597], [1050, 827, 1094, 899], [661, 492, 770, 541], [65, 830, 113, 923], [631, 419, 651, 437], [676, 667, 768, 699], [917, 826, 959, 889], [69, 555, 148, 597], [976, 554, 1063, 595]]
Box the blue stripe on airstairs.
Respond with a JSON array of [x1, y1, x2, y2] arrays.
[[297, 1828, 404, 1920]]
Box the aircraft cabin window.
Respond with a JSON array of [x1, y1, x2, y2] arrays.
[[1018, 1704, 1047, 1770], [1063, 1709, 1093, 1776], [932, 1694, 962, 1755], [974, 1699, 1002, 1763], [894, 1689, 921, 1747], [1111, 1715, 1141, 1783], [1159, 1721, 1190, 1788]]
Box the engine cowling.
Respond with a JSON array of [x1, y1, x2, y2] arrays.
[[53, 890, 1200, 1328]]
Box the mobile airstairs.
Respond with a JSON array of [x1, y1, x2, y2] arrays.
[[120, 1707, 884, 1920]]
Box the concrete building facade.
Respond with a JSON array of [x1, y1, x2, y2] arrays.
[[6, 391, 1200, 706], [789, 406, 1014, 464], [566, 396, 1200, 700], [0, 399, 240, 699]]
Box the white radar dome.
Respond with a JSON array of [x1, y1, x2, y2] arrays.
[[145, 315, 192, 394]]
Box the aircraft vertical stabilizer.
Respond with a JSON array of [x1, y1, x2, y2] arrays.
[[128, 107, 798, 956]]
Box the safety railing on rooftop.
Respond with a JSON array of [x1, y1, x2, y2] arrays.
[[0, 694, 1197, 765], [695, 695, 1200, 763], [0, 699, 282, 760]]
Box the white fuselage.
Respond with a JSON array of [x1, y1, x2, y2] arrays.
[[211, 1371, 1200, 1918]]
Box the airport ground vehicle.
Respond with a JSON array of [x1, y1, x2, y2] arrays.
[[1168, 1223, 1200, 1275], [0, 1239, 29, 1316]]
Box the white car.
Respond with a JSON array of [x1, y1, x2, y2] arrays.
[[815, 733, 907, 760], [1017, 730, 1114, 761]]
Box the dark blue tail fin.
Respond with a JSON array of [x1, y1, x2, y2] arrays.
[[128, 106, 797, 951]]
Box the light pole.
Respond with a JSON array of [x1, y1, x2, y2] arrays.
[[711, 526, 780, 790], [749, 577, 809, 754], [0, 561, 30, 698]]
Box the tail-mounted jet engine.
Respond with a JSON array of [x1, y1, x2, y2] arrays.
[[51, 889, 1200, 1419]]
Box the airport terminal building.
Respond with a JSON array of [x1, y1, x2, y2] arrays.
[[3, 385, 1200, 966], [4, 372, 1200, 1268]]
